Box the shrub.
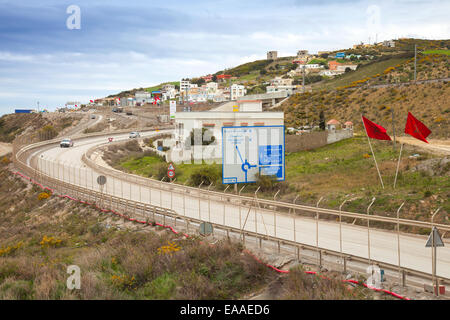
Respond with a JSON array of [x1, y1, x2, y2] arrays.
[[40, 235, 62, 248], [124, 140, 142, 152], [190, 165, 220, 186], [0, 242, 23, 257], [1, 156, 10, 165], [38, 192, 51, 200], [152, 163, 170, 180], [38, 125, 57, 141]]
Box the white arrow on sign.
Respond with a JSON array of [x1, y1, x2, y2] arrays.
[[425, 227, 444, 247]]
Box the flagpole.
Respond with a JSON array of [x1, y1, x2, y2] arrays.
[[394, 143, 403, 189], [362, 115, 385, 189], [366, 135, 385, 189]]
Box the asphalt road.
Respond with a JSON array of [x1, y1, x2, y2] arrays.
[[31, 130, 450, 280]]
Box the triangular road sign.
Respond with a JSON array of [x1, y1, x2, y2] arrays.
[[168, 163, 174, 171], [425, 227, 444, 247]]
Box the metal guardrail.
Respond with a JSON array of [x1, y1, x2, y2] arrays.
[[12, 147, 450, 291], [83, 141, 450, 233]]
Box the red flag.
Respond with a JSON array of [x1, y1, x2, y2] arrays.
[[90, 100, 94, 103], [404, 112, 431, 143], [362, 116, 391, 141]]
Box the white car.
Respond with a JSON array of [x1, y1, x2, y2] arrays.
[[129, 132, 140, 138], [60, 138, 74, 148]]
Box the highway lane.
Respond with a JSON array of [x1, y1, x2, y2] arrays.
[[32, 132, 450, 280]]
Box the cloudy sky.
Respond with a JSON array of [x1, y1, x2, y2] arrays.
[[0, 0, 449, 114]]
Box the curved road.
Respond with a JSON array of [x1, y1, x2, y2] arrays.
[[29, 129, 450, 281]]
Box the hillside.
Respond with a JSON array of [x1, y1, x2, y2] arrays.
[[0, 113, 81, 143], [279, 81, 449, 138]]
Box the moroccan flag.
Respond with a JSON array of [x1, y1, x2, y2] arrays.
[[90, 100, 94, 103], [362, 116, 391, 141], [404, 112, 431, 143]]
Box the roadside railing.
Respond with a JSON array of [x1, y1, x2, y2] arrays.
[[11, 128, 450, 296]]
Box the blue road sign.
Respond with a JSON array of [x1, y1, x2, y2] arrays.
[[222, 126, 285, 184]]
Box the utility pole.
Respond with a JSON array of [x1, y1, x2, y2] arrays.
[[302, 66, 305, 93], [37, 101, 40, 113], [391, 108, 396, 150], [414, 44, 417, 81]]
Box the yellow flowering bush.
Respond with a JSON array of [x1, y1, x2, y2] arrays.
[[0, 241, 23, 257], [157, 241, 181, 255], [111, 274, 136, 289], [1, 156, 10, 165], [38, 192, 51, 200], [363, 153, 371, 159]]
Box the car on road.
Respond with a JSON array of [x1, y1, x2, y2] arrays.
[[129, 132, 140, 138], [90, 115, 96, 119], [60, 138, 74, 148], [126, 111, 133, 115]]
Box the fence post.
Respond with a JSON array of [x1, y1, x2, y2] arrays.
[[293, 195, 299, 242], [254, 187, 260, 234], [316, 196, 324, 267], [339, 197, 350, 271], [366, 197, 376, 266], [396, 202, 405, 285], [207, 182, 213, 223]]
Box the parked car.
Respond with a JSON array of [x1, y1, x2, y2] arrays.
[[126, 111, 133, 115], [60, 138, 74, 148], [90, 115, 96, 119], [129, 132, 140, 138], [112, 108, 118, 113]]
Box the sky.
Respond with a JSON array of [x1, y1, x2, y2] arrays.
[[0, 0, 449, 115]]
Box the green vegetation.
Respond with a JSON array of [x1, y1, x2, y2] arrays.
[[318, 57, 409, 90], [220, 59, 273, 77], [423, 49, 450, 56], [145, 81, 180, 93]]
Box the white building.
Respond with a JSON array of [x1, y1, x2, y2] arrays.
[[230, 84, 246, 101], [180, 80, 190, 92], [336, 64, 358, 72], [270, 76, 293, 86], [172, 104, 284, 161], [206, 82, 218, 94], [135, 91, 152, 104], [266, 85, 298, 95], [304, 64, 322, 69], [319, 70, 344, 77]]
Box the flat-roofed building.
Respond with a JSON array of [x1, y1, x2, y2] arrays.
[[267, 51, 278, 60], [173, 108, 283, 161]]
